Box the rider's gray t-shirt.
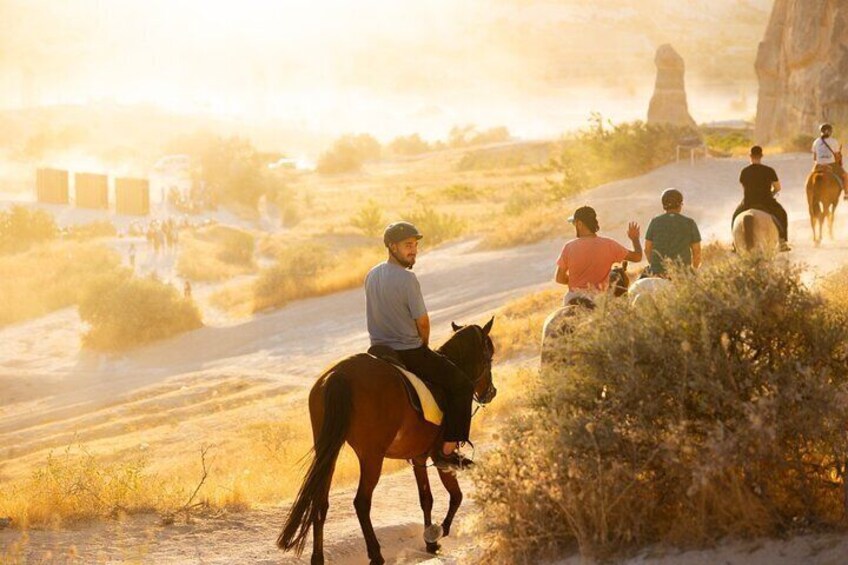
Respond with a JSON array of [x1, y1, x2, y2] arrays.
[[365, 261, 427, 350]]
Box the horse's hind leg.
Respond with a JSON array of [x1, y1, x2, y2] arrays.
[[828, 206, 836, 240], [354, 454, 385, 565], [412, 458, 441, 554], [311, 464, 334, 565], [436, 469, 464, 537]]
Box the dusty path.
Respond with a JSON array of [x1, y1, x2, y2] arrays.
[[3, 153, 848, 563]]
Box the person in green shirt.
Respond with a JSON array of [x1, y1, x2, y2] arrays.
[[644, 188, 702, 276]]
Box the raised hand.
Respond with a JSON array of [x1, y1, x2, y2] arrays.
[[627, 221, 641, 241]]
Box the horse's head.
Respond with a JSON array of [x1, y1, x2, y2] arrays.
[[609, 261, 630, 297], [447, 317, 496, 404]]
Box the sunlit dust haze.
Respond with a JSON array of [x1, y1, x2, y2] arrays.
[[0, 0, 771, 150]]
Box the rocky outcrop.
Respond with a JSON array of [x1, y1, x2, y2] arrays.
[[647, 44, 697, 128], [754, 0, 848, 144]]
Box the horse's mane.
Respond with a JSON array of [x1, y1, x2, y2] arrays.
[[438, 325, 486, 370]]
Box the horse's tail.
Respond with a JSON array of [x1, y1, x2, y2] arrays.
[[743, 213, 755, 251], [810, 172, 825, 218], [278, 372, 352, 554]]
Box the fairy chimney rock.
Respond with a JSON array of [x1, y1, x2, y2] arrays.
[[647, 44, 697, 128], [754, 0, 848, 144]]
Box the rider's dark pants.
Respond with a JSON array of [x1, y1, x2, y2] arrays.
[[398, 346, 473, 443], [732, 199, 788, 241]]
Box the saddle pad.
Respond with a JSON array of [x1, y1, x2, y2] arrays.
[[397, 366, 443, 426]]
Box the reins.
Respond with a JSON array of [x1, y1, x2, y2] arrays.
[[407, 325, 492, 469]]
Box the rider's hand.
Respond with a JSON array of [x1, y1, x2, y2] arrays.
[[627, 221, 640, 241]]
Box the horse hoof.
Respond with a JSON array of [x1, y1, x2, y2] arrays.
[[426, 541, 441, 554], [424, 523, 443, 543]]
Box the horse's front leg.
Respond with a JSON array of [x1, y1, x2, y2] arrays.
[[412, 458, 441, 554], [437, 468, 464, 537], [354, 454, 385, 565]]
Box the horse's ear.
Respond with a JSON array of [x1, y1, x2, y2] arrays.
[[451, 321, 462, 332], [482, 316, 494, 335], [622, 260, 628, 270]]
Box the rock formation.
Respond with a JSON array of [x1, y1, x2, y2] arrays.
[[647, 44, 697, 128], [754, 0, 848, 144]]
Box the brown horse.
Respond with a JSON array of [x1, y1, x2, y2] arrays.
[[807, 168, 842, 246], [278, 319, 496, 565]]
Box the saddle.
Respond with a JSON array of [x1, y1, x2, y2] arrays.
[[367, 345, 445, 426], [814, 164, 844, 191]]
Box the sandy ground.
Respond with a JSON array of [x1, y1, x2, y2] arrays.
[[3, 153, 848, 563]]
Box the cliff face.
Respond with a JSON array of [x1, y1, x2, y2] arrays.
[[754, 0, 848, 144], [647, 44, 697, 128]]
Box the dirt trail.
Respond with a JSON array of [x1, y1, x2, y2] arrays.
[[3, 154, 848, 563]]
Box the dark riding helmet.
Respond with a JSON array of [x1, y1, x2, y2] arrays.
[[820, 123, 834, 134], [383, 221, 423, 247], [661, 188, 683, 210]]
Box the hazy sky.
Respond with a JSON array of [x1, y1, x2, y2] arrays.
[[0, 0, 772, 140]]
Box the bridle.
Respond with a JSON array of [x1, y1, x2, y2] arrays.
[[470, 326, 496, 405]]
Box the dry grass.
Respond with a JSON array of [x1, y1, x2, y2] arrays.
[[489, 288, 561, 360], [0, 391, 406, 528], [0, 240, 122, 326]]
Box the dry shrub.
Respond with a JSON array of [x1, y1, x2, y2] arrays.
[[475, 255, 848, 561], [0, 240, 122, 326], [490, 288, 561, 359], [177, 225, 255, 282], [404, 204, 465, 246], [79, 271, 202, 350], [253, 244, 383, 312], [62, 220, 117, 241], [821, 265, 848, 311]]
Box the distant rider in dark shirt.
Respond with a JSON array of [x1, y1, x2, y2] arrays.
[[732, 145, 790, 252]]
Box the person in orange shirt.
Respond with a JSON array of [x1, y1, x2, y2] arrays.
[[554, 206, 642, 305]]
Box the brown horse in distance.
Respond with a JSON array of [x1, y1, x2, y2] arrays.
[[278, 319, 496, 565], [807, 168, 842, 246]]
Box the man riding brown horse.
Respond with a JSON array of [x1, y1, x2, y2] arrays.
[[812, 123, 847, 199], [365, 221, 474, 472]]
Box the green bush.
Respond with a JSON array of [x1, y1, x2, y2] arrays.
[[350, 199, 385, 237], [0, 206, 57, 254], [79, 271, 202, 351], [476, 255, 848, 561], [404, 205, 465, 246], [704, 130, 752, 155]]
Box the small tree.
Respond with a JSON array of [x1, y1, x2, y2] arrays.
[[350, 200, 385, 237], [0, 206, 57, 254]]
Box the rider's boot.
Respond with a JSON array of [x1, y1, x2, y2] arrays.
[[432, 449, 474, 473]]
